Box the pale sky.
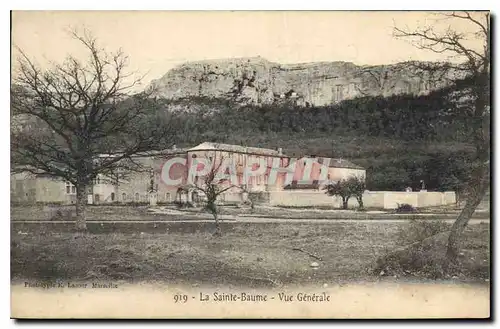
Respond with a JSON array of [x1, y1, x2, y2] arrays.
[[11, 11, 487, 85]]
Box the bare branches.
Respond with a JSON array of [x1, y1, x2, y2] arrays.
[[444, 11, 488, 37], [11, 27, 173, 190], [392, 11, 490, 119], [183, 152, 245, 203], [393, 11, 489, 74]]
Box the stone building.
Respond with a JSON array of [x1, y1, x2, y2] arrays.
[[10, 142, 366, 205]]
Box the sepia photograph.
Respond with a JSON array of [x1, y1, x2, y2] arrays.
[[9, 10, 490, 319]]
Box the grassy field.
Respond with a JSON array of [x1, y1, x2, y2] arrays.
[[11, 221, 490, 288], [10, 204, 491, 222]]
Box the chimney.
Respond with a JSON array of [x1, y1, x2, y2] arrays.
[[278, 147, 283, 156]]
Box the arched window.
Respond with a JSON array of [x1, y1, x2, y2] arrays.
[[111, 192, 115, 201]]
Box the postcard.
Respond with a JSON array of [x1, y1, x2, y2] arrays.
[[10, 10, 490, 319]]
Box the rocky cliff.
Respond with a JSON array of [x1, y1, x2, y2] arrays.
[[149, 57, 455, 106]]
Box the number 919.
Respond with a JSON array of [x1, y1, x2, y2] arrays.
[[174, 294, 188, 303]]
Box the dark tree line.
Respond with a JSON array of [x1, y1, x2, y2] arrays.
[[172, 82, 472, 144]]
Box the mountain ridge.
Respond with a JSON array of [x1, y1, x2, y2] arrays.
[[149, 56, 456, 106]]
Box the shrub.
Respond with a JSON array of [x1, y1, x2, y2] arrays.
[[324, 176, 366, 210], [396, 219, 451, 246], [395, 203, 417, 213]]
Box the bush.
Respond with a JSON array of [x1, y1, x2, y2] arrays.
[[396, 219, 450, 246], [395, 203, 417, 213]]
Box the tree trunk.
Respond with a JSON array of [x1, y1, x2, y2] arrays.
[[207, 201, 221, 236], [356, 195, 364, 209], [446, 167, 489, 261], [212, 209, 221, 236], [342, 197, 349, 210], [212, 212, 222, 236], [75, 183, 88, 231]]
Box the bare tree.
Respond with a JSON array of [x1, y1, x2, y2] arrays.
[[394, 11, 490, 262], [11, 28, 175, 230], [184, 153, 245, 236]]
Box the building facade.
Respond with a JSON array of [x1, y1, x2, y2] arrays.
[[11, 142, 366, 205]]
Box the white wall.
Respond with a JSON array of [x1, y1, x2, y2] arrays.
[[268, 190, 456, 209], [269, 190, 342, 207], [381, 192, 420, 209]]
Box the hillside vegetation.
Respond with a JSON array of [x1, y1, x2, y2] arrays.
[[164, 82, 475, 193]]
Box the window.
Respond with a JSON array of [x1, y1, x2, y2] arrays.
[[122, 193, 127, 201], [65, 182, 76, 195], [135, 193, 140, 201], [192, 191, 199, 203], [165, 193, 171, 202], [111, 192, 115, 201]]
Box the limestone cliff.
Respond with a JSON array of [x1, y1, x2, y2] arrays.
[[149, 57, 455, 106]]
